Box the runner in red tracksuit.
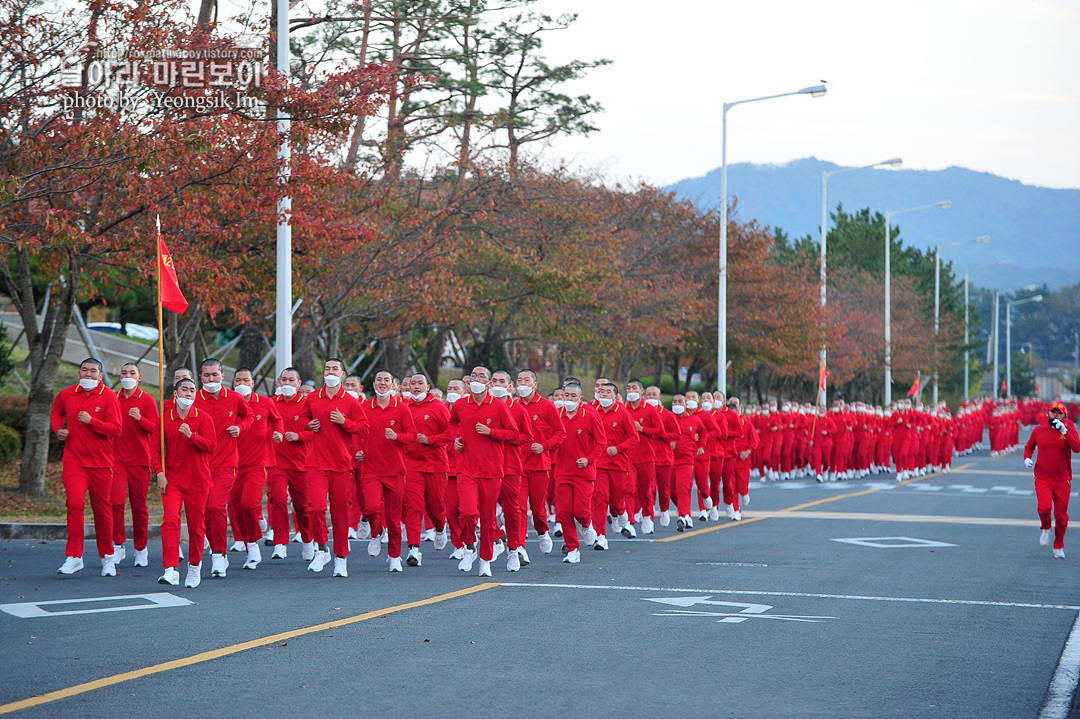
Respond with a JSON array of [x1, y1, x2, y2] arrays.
[[515, 369, 565, 553], [51, 359, 123, 576], [490, 371, 534, 571], [153, 377, 217, 588], [359, 372, 417, 572], [1025, 401, 1080, 556], [230, 369, 283, 570], [723, 398, 759, 519], [193, 359, 254, 578], [404, 374, 452, 565], [300, 360, 369, 576], [624, 379, 662, 534], [113, 363, 159, 568], [671, 395, 706, 531], [269, 368, 313, 560], [687, 392, 721, 518], [550, 383, 606, 563], [646, 386, 680, 526], [448, 367, 520, 576], [594, 382, 639, 546]]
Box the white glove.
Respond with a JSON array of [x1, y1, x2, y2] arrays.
[[1025, 457, 1034, 469]]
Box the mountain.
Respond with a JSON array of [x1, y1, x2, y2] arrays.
[[666, 158, 1080, 290]]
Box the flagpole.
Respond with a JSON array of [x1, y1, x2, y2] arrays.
[[156, 216, 166, 474]]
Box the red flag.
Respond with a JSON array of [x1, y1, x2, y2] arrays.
[[1035, 383, 1041, 394], [819, 364, 830, 393], [157, 217, 188, 314], [1000, 376, 1007, 396], [906, 373, 920, 398]]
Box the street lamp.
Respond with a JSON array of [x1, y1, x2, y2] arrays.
[[933, 235, 990, 403], [962, 260, 1012, 399], [275, 0, 292, 376], [718, 83, 826, 395], [993, 284, 1036, 398], [883, 201, 951, 404], [1007, 294, 1043, 396], [818, 157, 903, 407]]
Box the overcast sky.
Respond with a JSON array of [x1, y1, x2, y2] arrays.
[[531, 0, 1080, 190]]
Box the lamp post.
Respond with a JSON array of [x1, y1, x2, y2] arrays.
[[818, 157, 902, 407], [274, 0, 292, 376], [718, 83, 826, 395], [883, 201, 951, 405], [1006, 294, 1043, 396], [933, 236, 990, 403], [963, 261, 1011, 399]]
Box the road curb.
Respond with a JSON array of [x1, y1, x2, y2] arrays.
[[0, 523, 163, 541]]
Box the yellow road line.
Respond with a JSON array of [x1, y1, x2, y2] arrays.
[[656, 463, 975, 543], [741, 510, 1039, 527], [0, 582, 500, 716]]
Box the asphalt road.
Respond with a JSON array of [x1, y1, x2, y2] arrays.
[[1, 428, 1077, 719]]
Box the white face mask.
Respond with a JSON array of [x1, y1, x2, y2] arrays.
[[234, 384, 252, 397], [347, 390, 360, 399], [446, 392, 462, 404], [686, 400, 698, 411], [202, 382, 222, 394], [401, 391, 413, 400], [832, 408, 840, 413], [516, 385, 534, 397], [176, 397, 195, 410], [469, 381, 488, 395], [79, 378, 99, 391], [553, 400, 566, 409], [626, 392, 641, 403], [412, 391, 428, 403], [323, 375, 341, 388], [563, 400, 580, 413], [375, 390, 391, 400], [646, 398, 660, 407], [597, 397, 614, 408], [672, 405, 686, 415], [277, 384, 297, 398], [120, 377, 138, 390], [489, 386, 509, 399], [701, 402, 714, 412]]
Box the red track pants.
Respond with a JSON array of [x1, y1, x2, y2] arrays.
[[205, 466, 237, 554], [364, 473, 405, 559], [63, 464, 114, 559], [555, 478, 593, 552], [161, 485, 208, 568], [404, 471, 447, 546], [522, 469, 552, 535], [111, 463, 150, 551], [267, 467, 311, 545], [306, 468, 354, 557], [1036, 478, 1071, 550]]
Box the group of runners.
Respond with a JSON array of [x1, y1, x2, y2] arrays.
[[48, 355, 1077, 586]]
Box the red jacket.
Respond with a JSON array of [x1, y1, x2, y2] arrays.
[[152, 406, 217, 492], [404, 394, 452, 474], [272, 393, 312, 472], [501, 397, 535, 476], [673, 411, 706, 462], [237, 393, 283, 472], [1025, 417, 1080, 482], [360, 396, 416, 478], [653, 406, 680, 466], [115, 387, 159, 466], [551, 406, 607, 482], [448, 393, 520, 479], [595, 402, 639, 472], [299, 387, 369, 472], [51, 383, 122, 468], [517, 393, 565, 472], [193, 387, 254, 471], [729, 411, 760, 465], [624, 400, 662, 464]]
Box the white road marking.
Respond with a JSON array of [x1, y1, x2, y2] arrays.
[[742, 510, 1039, 527], [694, 562, 768, 568], [1038, 611, 1080, 719], [644, 596, 834, 623], [0, 593, 193, 618], [499, 582, 1080, 611], [830, 536, 957, 549], [911, 484, 943, 491]]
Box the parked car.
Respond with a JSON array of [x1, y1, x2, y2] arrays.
[[87, 322, 160, 341]]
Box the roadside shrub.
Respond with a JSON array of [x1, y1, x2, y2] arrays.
[[0, 423, 21, 465]]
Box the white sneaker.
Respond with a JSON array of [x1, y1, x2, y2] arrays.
[[552, 522, 563, 538], [641, 516, 655, 534], [740, 493, 750, 506], [308, 549, 331, 572], [210, 553, 228, 577], [698, 510, 708, 522], [676, 517, 686, 532], [368, 537, 382, 557], [271, 545, 287, 559], [380, 529, 388, 544], [539, 532, 553, 554], [133, 548, 149, 567], [243, 543, 261, 569], [158, 567, 180, 586], [618, 511, 630, 529], [101, 559, 116, 577], [407, 546, 422, 567], [449, 545, 465, 560], [621, 522, 637, 538], [583, 524, 598, 546], [58, 557, 84, 575], [658, 512, 670, 528], [112, 545, 126, 563], [492, 541, 505, 561], [1040, 529, 1052, 546], [685, 515, 694, 529], [708, 507, 720, 522], [302, 541, 315, 561], [594, 534, 609, 551], [458, 548, 478, 572], [230, 540, 246, 553], [291, 532, 302, 544], [333, 557, 348, 577], [263, 528, 274, 545], [563, 549, 581, 564], [517, 547, 530, 566], [348, 527, 358, 540], [178, 544, 184, 560], [506, 551, 520, 572], [704, 496, 714, 510], [259, 517, 268, 535], [421, 528, 436, 543], [388, 556, 403, 572], [1054, 548, 1066, 559], [726, 504, 736, 519], [478, 559, 493, 577], [357, 521, 371, 540], [184, 562, 202, 588], [732, 510, 742, 521], [434, 530, 448, 551]]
